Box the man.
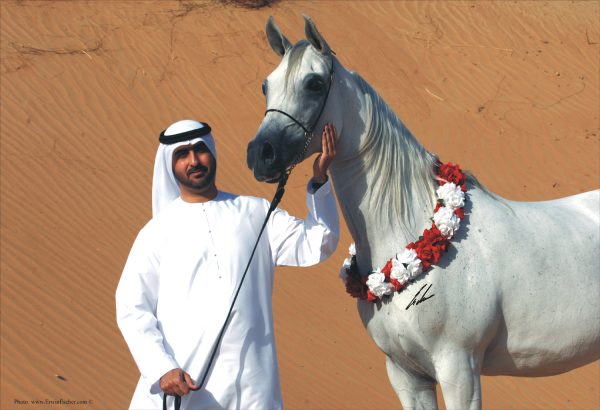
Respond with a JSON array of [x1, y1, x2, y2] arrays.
[[116, 119, 339, 409]]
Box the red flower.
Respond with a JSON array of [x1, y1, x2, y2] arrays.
[[390, 278, 403, 292], [345, 161, 467, 302], [381, 259, 393, 278], [409, 225, 450, 269], [438, 162, 467, 191], [422, 224, 443, 242], [413, 242, 435, 269], [430, 243, 446, 263], [345, 275, 367, 299]]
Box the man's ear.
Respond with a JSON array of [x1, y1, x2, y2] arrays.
[[266, 16, 292, 57]]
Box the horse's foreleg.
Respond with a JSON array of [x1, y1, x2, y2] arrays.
[[434, 349, 482, 410], [385, 356, 438, 410]]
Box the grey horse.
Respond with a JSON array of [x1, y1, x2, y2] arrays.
[[247, 16, 600, 410]]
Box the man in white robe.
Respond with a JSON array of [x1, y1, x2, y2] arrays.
[[116, 120, 339, 409]]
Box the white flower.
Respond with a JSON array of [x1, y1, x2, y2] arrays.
[[391, 249, 423, 283], [397, 272, 411, 285], [391, 263, 411, 285], [397, 248, 419, 265], [433, 206, 461, 238], [390, 257, 408, 280], [436, 182, 465, 210], [348, 243, 356, 256], [390, 249, 423, 285], [366, 271, 394, 298], [339, 257, 352, 282], [407, 259, 423, 278], [342, 257, 352, 269]]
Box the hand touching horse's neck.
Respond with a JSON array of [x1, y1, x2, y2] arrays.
[[330, 71, 439, 275]]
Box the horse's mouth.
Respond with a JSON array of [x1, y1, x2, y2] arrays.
[[254, 161, 298, 183], [265, 175, 280, 184], [247, 135, 302, 184], [256, 171, 282, 184]]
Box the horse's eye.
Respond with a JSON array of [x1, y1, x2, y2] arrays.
[[305, 75, 324, 92], [261, 80, 268, 95]]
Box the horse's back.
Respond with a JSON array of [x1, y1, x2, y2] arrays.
[[472, 189, 600, 376], [549, 188, 599, 224]]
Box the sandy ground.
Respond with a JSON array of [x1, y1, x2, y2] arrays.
[[1, 1, 598, 409]]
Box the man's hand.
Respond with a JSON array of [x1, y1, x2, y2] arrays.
[[160, 368, 199, 396], [313, 123, 337, 183]]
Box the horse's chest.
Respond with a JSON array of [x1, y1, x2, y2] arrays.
[[357, 282, 447, 374]]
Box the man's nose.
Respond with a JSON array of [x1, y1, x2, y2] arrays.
[[187, 150, 199, 165]]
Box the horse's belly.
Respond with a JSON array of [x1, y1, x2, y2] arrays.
[[481, 262, 600, 376], [474, 191, 600, 376], [483, 275, 600, 376], [481, 324, 600, 377]]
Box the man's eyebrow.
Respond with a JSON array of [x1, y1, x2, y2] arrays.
[[173, 141, 207, 155], [174, 146, 190, 154]]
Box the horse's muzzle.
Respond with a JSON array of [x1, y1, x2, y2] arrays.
[[247, 138, 285, 183]]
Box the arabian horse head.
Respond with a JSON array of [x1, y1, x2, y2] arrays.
[[247, 16, 341, 183]]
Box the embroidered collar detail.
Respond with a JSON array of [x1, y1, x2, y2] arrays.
[[340, 162, 468, 302]]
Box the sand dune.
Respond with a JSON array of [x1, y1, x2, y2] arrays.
[[1, 1, 598, 409]]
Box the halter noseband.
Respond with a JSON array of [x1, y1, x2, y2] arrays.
[[263, 56, 335, 172]]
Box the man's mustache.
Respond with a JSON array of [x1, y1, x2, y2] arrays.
[[187, 165, 209, 176]]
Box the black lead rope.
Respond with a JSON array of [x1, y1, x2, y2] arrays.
[[163, 172, 290, 410], [163, 54, 336, 410], [163, 395, 180, 410]]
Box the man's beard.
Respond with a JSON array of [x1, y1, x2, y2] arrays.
[[175, 163, 217, 192]]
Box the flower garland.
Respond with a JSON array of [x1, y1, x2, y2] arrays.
[[340, 162, 468, 302]]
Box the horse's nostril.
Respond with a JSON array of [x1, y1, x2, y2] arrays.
[[261, 141, 275, 163]]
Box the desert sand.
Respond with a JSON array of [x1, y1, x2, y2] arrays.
[[1, 1, 598, 409]]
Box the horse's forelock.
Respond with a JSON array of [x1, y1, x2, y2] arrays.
[[282, 40, 330, 94], [283, 41, 309, 92]]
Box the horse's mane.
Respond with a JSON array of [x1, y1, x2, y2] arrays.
[[350, 71, 501, 232], [284, 45, 499, 231], [351, 72, 439, 233]]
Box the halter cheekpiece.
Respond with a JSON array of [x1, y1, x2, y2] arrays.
[[263, 55, 335, 171]]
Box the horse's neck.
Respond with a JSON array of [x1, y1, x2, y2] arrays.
[[331, 71, 438, 274]]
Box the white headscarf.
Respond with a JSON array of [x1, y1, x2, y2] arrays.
[[152, 120, 217, 217]]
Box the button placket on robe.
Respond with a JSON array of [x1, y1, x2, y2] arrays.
[[118, 187, 339, 410], [201, 202, 222, 279]]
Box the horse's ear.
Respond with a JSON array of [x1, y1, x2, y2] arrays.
[[266, 16, 291, 57], [303, 15, 331, 55]]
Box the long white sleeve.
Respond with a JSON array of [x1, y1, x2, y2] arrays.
[[115, 225, 179, 393], [118, 189, 338, 409], [268, 179, 340, 266]]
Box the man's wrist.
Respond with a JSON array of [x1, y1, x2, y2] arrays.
[[311, 175, 328, 191]]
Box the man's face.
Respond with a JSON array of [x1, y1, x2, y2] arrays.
[[172, 141, 217, 193]]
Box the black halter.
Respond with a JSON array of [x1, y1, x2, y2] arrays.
[[263, 55, 335, 171]]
